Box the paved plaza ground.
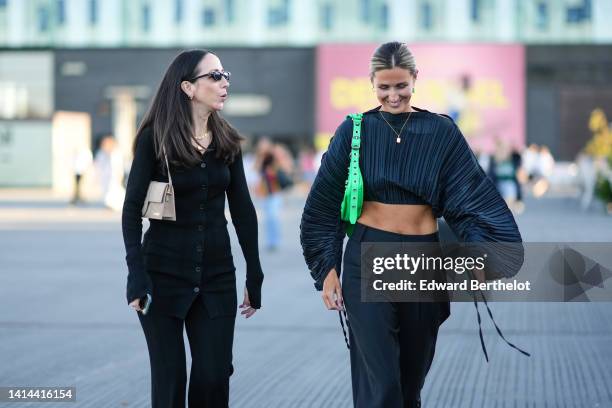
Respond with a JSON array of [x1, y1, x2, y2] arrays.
[[0, 190, 611, 407]]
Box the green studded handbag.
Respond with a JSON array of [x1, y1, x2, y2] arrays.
[[340, 113, 364, 237]]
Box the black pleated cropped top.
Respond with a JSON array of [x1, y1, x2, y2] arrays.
[[300, 106, 523, 290]]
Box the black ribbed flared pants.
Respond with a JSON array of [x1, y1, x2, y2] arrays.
[[342, 222, 450, 408], [137, 292, 235, 408]]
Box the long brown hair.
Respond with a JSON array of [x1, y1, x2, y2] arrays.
[[134, 49, 242, 169]]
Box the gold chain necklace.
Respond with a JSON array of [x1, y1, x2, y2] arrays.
[[194, 130, 211, 152], [194, 130, 210, 140], [378, 110, 412, 143]]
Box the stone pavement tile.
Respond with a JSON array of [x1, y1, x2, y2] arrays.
[[0, 196, 611, 407]]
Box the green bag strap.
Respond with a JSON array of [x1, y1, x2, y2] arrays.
[[341, 113, 364, 236]]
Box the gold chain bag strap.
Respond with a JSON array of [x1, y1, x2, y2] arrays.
[[141, 148, 176, 221]]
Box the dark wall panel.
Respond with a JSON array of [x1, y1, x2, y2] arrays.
[[527, 45, 612, 160], [526, 84, 558, 154], [54, 48, 315, 145]]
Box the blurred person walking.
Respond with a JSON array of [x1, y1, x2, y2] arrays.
[[493, 139, 519, 207], [122, 49, 264, 408], [511, 146, 525, 213], [522, 143, 539, 181], [255, 139, 293, 251], [298, 145, 317, 187], [300, 42, 525, 408], [532, 145, 556, 197], [577, 151, 597, 210], [94, 135, 125, 210]]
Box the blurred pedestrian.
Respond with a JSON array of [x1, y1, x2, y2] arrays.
[[522, 143, 539, 181], [538, 146, 555, 179], [70, 146, 92, 205], [577, 151, 597, 210], [511, 146, 525, 213], [532, 145, 555, 198], [493, 139, 518, 206], [300, 42, 525, 408], [299, 145, 317, 187], [255, 139, 293, 251], [121, 49, 263, 408], [94, 135, 125, 211]]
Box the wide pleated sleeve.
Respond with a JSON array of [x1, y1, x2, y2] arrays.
[[300, 118, 353, 290], [438, 120, 524, 278]]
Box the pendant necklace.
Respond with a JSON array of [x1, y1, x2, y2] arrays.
[[379, 110, 412, 143]]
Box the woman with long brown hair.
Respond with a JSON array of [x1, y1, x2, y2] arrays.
[[122, 49, 264, 407]]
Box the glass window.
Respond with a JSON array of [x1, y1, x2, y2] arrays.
[[224, 0, 234, 23], [379, 3, 388, 30], [360, 0, 371, 23], [421, 2, 433, 31], [267, 0, 290, 27], [142, 4, 151, 32], [320, 3, 333, 30], [37, 6, 50, 32], [174, 0, 183, 23], [536, 1, 548, 30], [88, 0, 98, 25], [566, 0, 591, 24], [0, 52, 54, 119], [470, 0, 481, 23], [57, 0, 66, 25], [202, 8, 216, 26]]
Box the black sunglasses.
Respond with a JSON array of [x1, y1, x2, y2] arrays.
[[190, 70, 231, 82]]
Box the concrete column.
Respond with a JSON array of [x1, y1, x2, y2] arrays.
[[290, 0, 317, 45], [444, 0, 470, 41], [388, 0, 419, 42], [64, 0, 88, 46], [6, 0, 26, 47], [98, 0, 123, 46], [151, 0, 173, 46], [593, 0, 612, 43], [495, 0, 518, 42], [245, 0, 266, 45]]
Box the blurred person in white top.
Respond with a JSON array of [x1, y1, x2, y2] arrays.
[[95, 135, 125, 211]]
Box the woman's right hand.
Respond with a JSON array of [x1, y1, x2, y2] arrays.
[[129, 298, 142, 312], [322, 269, 344, 311]]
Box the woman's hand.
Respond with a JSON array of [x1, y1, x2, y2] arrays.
[[129, 298, 142, 312], [240, 287, 257, 318], [322, 269, 344, 311]]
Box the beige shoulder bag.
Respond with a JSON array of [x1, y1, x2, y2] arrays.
[[141, 149, 176, 221]]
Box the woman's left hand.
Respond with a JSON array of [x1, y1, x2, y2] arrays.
[[239, 287, 257, 318]]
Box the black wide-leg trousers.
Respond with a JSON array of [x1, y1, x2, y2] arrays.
[[137, 293, 236, 408], [342, 223, 449, 408]]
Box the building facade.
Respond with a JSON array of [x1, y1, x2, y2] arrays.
[[1, 0, 610, 48], [0, 0, 611, 187]]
